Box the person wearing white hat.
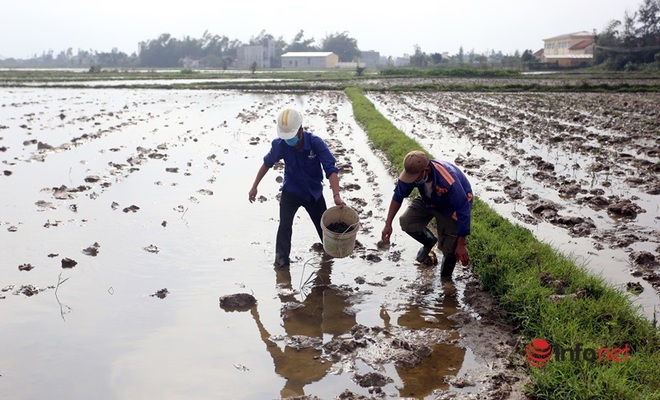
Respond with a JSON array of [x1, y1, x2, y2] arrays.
[[249, 108, 345, 269], [381, 150, 473, 277]]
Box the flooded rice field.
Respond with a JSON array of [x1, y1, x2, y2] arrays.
[[367, 91, 660, 315], [0, 86, 657, 399]]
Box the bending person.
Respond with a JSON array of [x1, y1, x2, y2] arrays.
[[381, 150, 473, 276]]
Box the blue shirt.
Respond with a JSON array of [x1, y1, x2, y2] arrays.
[[263, 130, 339, 202], [393, 160, 473, 237]]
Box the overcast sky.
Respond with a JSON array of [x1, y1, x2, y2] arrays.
[[0, 0, 643, 59]]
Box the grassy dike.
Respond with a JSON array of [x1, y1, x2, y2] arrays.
[[344, 86, 660, 399]]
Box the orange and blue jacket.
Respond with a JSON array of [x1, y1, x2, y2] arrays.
[[392, 159, 473, 237]]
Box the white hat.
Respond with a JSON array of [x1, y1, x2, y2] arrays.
[[276, 108, 303, 140]]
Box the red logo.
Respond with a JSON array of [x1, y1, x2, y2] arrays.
[[525, 339, 630, 367], [526, 339, 552, 368]]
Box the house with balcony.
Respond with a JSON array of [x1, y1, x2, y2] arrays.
[[542, 31, 595, 68]]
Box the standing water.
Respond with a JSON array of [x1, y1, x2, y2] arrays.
[[1, 88, 495, 399]]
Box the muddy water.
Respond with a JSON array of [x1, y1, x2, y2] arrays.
[[367, 91, 660, 317], [1, 88, 486, 399]]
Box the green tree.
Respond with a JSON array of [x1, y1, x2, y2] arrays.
[[285, 30, 318, 52], [594, 0, 660, 70], [521, 49, 536, 63], [474, 54, 488, 67], [97, 48, 133, 67], [622, 11, 638, 46], [220, 56, 233, 70], [430, 52, 443, 65], [249, 30, 277, 47], [637, 0, 660, 40], [200, 31, 231, 67], [320, 31, 360, 62], [468, 48, 476, 64], [138, 33, 177, 67], [409, 45, 429, 68]]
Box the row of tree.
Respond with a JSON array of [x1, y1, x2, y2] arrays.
[[407, 45, 537, 69], [2, 0, 657, 71], [595, 0, 660, 70], [1, 30, 362, 70]]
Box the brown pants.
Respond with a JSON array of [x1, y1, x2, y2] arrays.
[[399, 197, 459, 256]]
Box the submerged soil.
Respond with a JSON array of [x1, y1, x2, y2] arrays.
[[368, 91, 660, 314], [0, 84, 656, 399]]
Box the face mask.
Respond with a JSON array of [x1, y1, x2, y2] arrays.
[[416, 173, 428, 185], [284, 135, 299, 146]]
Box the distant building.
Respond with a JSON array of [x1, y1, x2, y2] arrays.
[[336, 61, 366, 70], [359, 50, 380, 67], [237, 40, 277, 70], [281, 52, 339, 69], [181, 57, 200, 68], [533, 49, 545, 61], [542, 31, 595, 67]]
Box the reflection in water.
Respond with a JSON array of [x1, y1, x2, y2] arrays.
[[250, 259, 356, 398], [394, 267, 466, 399]]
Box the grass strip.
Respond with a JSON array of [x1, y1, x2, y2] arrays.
[[344, 86, 660, 399]]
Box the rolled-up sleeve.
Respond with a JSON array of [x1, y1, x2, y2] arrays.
[[313, 137, 339, 178], [263, 139, 282, 168], [392, 180, 415, 203]]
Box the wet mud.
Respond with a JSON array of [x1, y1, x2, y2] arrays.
[[368, 91, 660, 309]]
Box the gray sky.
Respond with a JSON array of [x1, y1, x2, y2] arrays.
[[0, 0, 643, 59]]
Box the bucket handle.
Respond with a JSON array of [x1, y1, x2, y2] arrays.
[[337, 221, 360, 237]]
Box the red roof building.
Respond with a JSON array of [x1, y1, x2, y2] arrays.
[[542, 31, 595, 67]]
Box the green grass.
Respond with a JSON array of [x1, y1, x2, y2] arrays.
[[344, 86, 660, 400]]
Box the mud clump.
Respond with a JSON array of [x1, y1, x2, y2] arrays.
[[353, 371, 393, 389], [151, 288, 169, 299], [61, 257, 77, 269], [219, 293, 257, 311], [18, 263, 34, 271], [628, 251, 660, 292], [607, 200, 645, 218], [82, 242, 100, 256]]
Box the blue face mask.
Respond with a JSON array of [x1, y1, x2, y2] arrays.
[[416, 173, 428, 185], [284, 135, 299, 146]]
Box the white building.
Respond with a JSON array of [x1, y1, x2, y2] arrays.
[[359, 50, 380, 67], [281, 52, 339, 69], [236, 40, 277, 70]]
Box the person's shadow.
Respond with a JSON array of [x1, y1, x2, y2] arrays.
[[250, 259, 356, 398]]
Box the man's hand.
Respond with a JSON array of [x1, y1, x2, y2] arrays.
[[334, 194, 346, 207], [248, 187, 257, 203], [456, 243, 470, 266], [381, 223, 393, 243]]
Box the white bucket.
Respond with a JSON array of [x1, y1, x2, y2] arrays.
[[320, 206, 360, 258]]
